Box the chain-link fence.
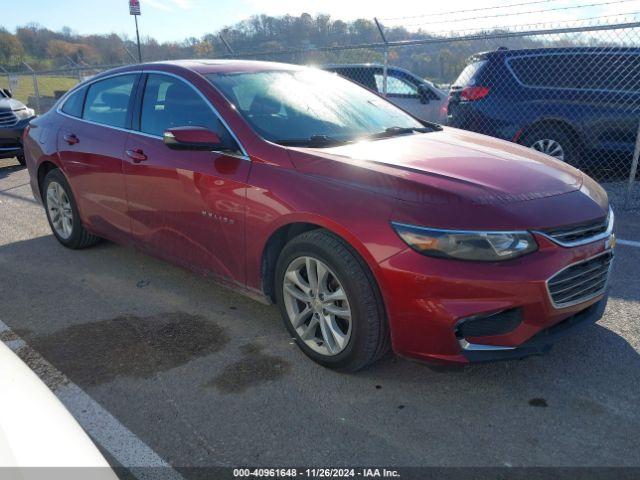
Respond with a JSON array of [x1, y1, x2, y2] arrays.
[[1, 14, 639, 208], [222, 16, 640, 209]]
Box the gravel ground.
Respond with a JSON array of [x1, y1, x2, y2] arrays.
[[1, 157, 639, 475]]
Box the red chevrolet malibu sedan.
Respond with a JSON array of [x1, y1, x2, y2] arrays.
[[23, 60, 615, 371]]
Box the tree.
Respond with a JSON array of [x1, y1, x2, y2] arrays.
[[0, 30, 24, 64]]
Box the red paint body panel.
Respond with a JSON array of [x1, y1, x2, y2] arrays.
[[23, 60, 613, 364], [57, 117, 131, 243]]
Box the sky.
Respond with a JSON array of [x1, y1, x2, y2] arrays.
[[2, 0, 640, 43]]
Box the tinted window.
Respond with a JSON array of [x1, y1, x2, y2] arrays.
[[580, 54, 640, 92], [61, 87, 86, 117], [83, 75, 136, 128], [508, 54, 581, 88], [140, 74, 228, 138]]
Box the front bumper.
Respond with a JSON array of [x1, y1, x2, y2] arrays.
[[378, 233, 612, 364], [0, 117, 33, 159], [459, 295, 606, 362]]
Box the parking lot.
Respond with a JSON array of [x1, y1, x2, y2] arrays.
[[1, 155, 640, 475]]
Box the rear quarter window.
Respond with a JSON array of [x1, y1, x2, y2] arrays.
[[61, 87, 86, 117], [453, 60, 487, 87], [580, 54, 640, 92]]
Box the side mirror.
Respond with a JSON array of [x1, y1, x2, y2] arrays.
[[163, 126, 227, 151], [2, 88, 12, 98], [418, 84, 430, 105]]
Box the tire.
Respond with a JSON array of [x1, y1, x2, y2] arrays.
[[16, 155, 26, 166], [42, 169, 100, 249], [521, 126, 580, 167], [275, 229, 389, 371]]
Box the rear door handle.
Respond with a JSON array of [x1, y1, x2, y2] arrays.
[[63, 133, 79, 145], [126, 149, 148, 163]]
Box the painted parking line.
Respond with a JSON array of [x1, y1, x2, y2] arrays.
[[618, 239, 640, 248], [0, 319, 184, 480]]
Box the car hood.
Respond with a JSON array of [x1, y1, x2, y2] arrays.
[[287, 127, 584, 205], [0, 98, 26, 111]]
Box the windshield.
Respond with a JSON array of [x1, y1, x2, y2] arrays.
[[207, 69, 427, 146]]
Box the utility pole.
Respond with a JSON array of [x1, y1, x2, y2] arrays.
[[134, 15, 142, 62], [374, 18, 389, 97], [129, 0, 143, 62]]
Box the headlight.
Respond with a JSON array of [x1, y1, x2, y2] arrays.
[[13, 107, 35, 118], [391, 222, 537, 261]]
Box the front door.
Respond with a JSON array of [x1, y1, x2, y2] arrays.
[[123, 72, 251, 283]]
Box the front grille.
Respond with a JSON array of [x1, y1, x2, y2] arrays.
[[0, 110, 18, 127], [547, 251, 613, 308], [541, 212, 610, 246]]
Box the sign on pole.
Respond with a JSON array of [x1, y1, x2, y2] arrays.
[[128, 0, 142, 62], [129, 0, 141, 15]]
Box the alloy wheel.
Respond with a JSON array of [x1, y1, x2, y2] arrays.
[[46, 181, 73, 239], [531, 138, 565, 161], [282, 256, 352, 356]]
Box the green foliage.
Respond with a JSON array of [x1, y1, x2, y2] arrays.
[[0, 14, 605, 83]]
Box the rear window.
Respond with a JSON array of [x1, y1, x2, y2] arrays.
[[452, 60, 486, 87]]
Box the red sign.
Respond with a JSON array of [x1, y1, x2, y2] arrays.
[[129, 0, 141, 15]]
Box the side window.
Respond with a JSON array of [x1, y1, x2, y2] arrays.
[[335, 69, 376, 90], [509, 55, 581, 89], [140, 74, 231, 142], [374, 73, 419, 96], [580, 54, 640, 92], [61, 87, 86, 117], [83, 75, 136, 128]]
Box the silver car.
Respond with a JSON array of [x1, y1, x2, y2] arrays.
[[321, 64, 448, 123]]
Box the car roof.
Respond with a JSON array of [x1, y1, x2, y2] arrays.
[[93, 59, 306, 80], [474, 46, 640, 62], [323, 63, 385, 69]]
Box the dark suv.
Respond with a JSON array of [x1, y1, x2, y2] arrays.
[[447, 47, 640, 168], [0, 88, 35, 165]]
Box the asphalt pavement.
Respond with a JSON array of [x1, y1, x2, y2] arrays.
[[1, 157, 639, 475]]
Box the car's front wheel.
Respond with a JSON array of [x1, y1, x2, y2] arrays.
[[275, 229, 389, 371], [42, 169, 100, 249]]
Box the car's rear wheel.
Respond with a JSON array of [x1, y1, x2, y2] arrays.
[[275, 229, 389, 371], [522, 126, 579, 166], [43, 169, 100, 249]]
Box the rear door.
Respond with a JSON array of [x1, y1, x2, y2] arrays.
[[123, 72, 251, 283], [57, 73, 139, 243], [576, 52, 640, 159]]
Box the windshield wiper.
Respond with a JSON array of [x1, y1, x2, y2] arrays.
[[278, 135, 348, 148], [376, 125, 442, 138]]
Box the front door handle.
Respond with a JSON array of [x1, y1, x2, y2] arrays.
[[126, 149, 148, 163], [63, 133, 79, 145]]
